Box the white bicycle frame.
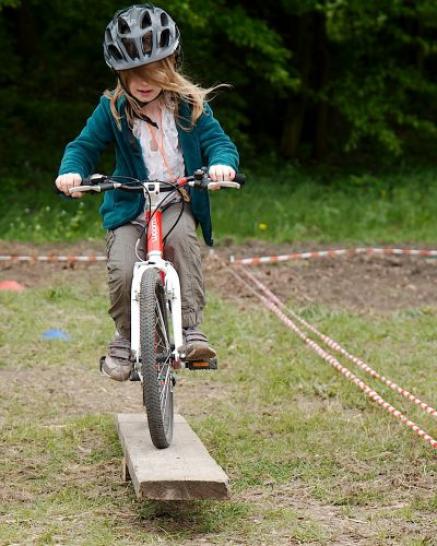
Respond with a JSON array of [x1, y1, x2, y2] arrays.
[[70, 175, 242, 376], [130, 183, 185, 374]]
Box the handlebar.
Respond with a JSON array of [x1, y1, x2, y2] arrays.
[[69, 169, 246, 195]]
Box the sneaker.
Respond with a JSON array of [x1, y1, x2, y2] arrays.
[[180, 327, 216, 361], [101, 333, 133, 381]]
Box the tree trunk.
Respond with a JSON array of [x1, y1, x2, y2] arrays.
[[415, 18, 424, 74], [280, 13, 314, 159], [313, 12, 330, 160], [280, 96, 307, 158], [16, 0, 39, 66]]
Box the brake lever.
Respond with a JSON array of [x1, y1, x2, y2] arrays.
[[82, 174, 107, 185]]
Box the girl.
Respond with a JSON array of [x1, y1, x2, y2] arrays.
[[56, 4, 239, 381]]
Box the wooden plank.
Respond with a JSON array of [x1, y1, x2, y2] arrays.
[[116, 413, 230, 500]]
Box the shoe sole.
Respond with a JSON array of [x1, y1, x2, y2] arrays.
[[99, 356, 131, 381]]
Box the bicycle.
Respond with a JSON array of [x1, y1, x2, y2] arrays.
[[70, 168, 245, 449]]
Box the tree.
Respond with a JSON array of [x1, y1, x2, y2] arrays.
[[1, 0, 437, 173]]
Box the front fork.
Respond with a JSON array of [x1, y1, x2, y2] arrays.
[[130, 260, 184, 372]]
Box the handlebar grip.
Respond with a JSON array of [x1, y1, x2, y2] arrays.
[[210, 181, 241, 189], [99, 182, 118, 191], [69, 182, 115, 193], [69, 185, 99, 193]]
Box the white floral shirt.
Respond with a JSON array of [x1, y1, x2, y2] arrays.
[[132, 106, 185, 182]]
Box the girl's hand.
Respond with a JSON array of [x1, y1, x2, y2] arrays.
[[55, 173, 83, 198], [208, 165, 236, 190]]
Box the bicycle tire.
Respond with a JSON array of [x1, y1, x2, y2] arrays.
[[140, 268, 174, 448]]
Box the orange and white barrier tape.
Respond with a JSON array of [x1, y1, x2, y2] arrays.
[[0, 255, 106, 263], [225, 264, 437, 449], [2, 246, 436, 265], [230, 247, 437, 266]]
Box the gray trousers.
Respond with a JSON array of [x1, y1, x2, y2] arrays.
[[105, 202, 205, 339]]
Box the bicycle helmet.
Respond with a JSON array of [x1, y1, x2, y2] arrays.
[[103, 4, 180, 71]]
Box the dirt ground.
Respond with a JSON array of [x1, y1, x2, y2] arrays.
[[208, 241, 437, 313], [1, 240, 436, 312]]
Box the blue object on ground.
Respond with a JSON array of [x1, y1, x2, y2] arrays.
[[41, 328, 71, 341]]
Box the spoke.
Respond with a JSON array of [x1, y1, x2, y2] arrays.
[[155, 300, 170, 352], [160, 365, 172, 414], [155, 352, 171, 378], [154, 296, 172, 392]]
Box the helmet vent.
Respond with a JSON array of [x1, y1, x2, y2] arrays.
[[117, 17, 130, 35], [159, 29, 170, 48], [141, 11, 152, 29], [142, 31, 153, 55], [122, 38, 139, 60], [108, 45, 123, 61], [160, 12, 169, 26]]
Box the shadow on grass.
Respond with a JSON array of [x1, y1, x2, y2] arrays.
[[135, 498, 251, 537]]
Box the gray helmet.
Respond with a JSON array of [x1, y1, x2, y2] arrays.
[[103, 4, 180, 71]]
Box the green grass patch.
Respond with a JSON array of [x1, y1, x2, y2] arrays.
[[1, 165, 437, 244]]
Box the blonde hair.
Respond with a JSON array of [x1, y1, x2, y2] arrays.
[[104, 56, 225, 130]]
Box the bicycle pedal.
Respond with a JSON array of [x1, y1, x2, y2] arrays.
[[186, 357, 218, 370]]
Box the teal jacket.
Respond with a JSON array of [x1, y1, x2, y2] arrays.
[[58, 95, 239, 246]]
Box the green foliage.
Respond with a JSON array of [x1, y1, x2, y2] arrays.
[[1, 0, 437, 168], [0, 0, 20, 9], [1, 165, 436, 244], [324, 0, 437, 156]]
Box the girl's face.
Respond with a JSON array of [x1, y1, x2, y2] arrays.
[[126, 70, 162, 103]]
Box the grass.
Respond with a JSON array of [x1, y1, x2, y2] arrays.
[[1, 165, 437, 244], [0, 266, 436, 544]]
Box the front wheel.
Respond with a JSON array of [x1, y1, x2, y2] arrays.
[[140, 268, 174, 448]]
